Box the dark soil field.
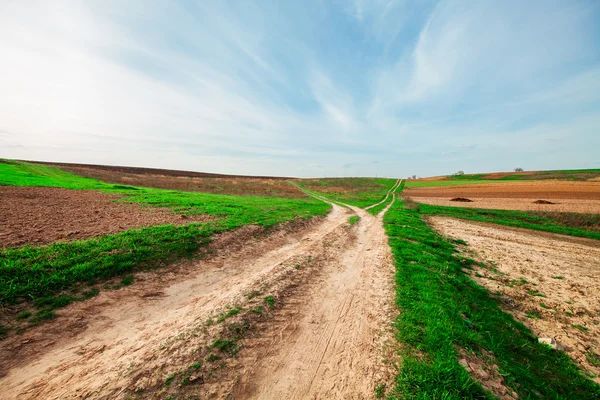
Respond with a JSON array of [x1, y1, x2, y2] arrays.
[[0, 186, 213, 248]]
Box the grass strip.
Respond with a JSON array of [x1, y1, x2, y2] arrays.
[[0, 222, 221, 305], [383, 201, 600, 399], [416, 203, 600, 241]]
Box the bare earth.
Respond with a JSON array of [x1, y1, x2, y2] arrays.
[[411, 197, 600, 213], [405, 181, 600, 213], [0, 196, 398, 398], [0, 186, 212, 248], [428, 216, 600, 382]]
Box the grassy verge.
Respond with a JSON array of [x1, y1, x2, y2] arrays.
[[416, 203, 600, 241], [0, 160, 330, 334], [295, 177, 397, 208], [383, 200, 600, 399]]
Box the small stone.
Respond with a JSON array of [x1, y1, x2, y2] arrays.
[[539, 337, 557, 349]]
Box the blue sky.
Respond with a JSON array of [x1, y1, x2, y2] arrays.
[[1, 0, 599, 178]]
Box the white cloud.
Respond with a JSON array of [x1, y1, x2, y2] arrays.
[[1, 0, 598, 178]]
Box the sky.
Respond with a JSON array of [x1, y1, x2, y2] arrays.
[[1, 0, 600, 178]]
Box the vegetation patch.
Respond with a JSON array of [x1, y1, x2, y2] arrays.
[[382, 200, 600, 398], [217, 306, 243, 323]]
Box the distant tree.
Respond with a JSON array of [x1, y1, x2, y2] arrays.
[[514, 167, 524, 172], [411, 175, 417, 180], [454, 170, 465, 176]]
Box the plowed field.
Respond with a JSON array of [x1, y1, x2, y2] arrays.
[[0, 186, 212, 248], [405, 181, 600, 213]]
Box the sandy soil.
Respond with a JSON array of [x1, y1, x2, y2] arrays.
[[0, 186, 212, 248], [411, 196, 600, 213], [0, 193, 398, 398], [428, 216, 600, 382], [405, 181, 600, 200], [233, 204, 397, 399]]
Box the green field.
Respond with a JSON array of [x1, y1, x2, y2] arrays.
[[0, 160, 330, 329], [383, 201, 600, 399], [296, 177, 398, 208]]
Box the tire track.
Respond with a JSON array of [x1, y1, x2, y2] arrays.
[[233, 196, 398, 399]]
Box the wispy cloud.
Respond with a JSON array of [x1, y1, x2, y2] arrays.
[[1, 0, 599, 177]]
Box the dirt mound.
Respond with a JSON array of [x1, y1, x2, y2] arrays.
[[533, 200, 556, 205], [0, 186, 213, 248], [450, 197, 473, 202]]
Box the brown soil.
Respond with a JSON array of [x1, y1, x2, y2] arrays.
[[411, 196, 600, 213], [0, 193, 398, 398], [58, 164, 305, 198], [457, 348, 517, 399], [428, 216, 600, 383], [404, 181, 600, 200], [0, 186, 213, 248]]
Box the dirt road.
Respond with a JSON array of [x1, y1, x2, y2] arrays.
[[234, 205, 396, 399], [0, 189, 397, 398]]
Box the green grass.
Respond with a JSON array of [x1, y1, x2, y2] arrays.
[[264, 295, 275, 309], [0, 160, 108, 189], [217, 306, 243, 323], [0, 160, 330, 325], [417, 204, 600, 241], [383, 201, 600, 399], [348, 216, 360, 225], [296, 177, 397, 208]]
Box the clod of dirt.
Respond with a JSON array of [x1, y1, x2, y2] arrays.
[[533, 200, 556, 205], [450, 197, 473, 202]]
